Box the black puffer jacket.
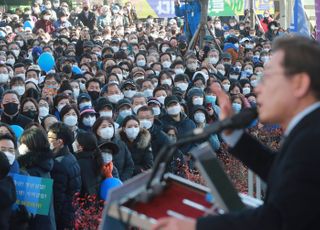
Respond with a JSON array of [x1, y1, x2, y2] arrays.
[[51, 146, 81, 229], [112, 136, 134, 181], [0, 176, 16, 230], [148, 124, 170, 159], [18, 150, 56, 230], [120, 128, 153, 176], [161, 112, 197, 154], [76, 150, 102, 196]]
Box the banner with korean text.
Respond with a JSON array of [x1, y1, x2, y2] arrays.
[[10, 173, 53, 216]]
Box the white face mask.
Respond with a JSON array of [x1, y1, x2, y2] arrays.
[[119, 109, 132, 118], [18, 144, 29, 156], [39, 106, 49, 118], [50, 142, 55, 150], [16, 40, 24, 47], [194, 112, 206, 123], [12, 50, 20, 58], [43, 15, 50, 20], [125, 127, 140, 140], [162, 61, 172, 69], [108, 94, 123, 104], [73, 88, 80, 98], [116, 73, 123, 82], [174, 68, 185, 75], [143, 89, 153, 98], [12, 86, 25, 97], [156, 96, 166, 105], [193, 97, 204, 105], [218, 70, 226, 76], [161, 79, 172, 86], [208, 57, 219, 65], [130, 39, 138, 44], [112, 46, 119, 52], [152, 107, 161, 116], [102, 152, 113, 163], [4, 151, 15, 165], [124, 90, 137, 98], [261, 56, 270, 63], [72, 141, 79, 153], [99, 111, 113, 118], [223, 84, 230, 92], [167, 104, 181, 115], [83, 116, 96, 127], [229, 74, 239, 80], [109, 80, 119, 85], [139, 119, 153, 129], [123, 71, 129, 79], [250, 80, 258, 87], [136, 60, 146, 67], [79, 82, 86, 91], [99, 127, 114, 140], [242, 87, 251, 95], [6, 58, 15, 66], [64, 115, 78, 127], [176, 82, 188, 91], [161, 47, 169, 53], [79, 101, 92, 110]]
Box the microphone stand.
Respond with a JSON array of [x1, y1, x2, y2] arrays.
[[145, 108, 258, 192], [145, 117, 232, 191]]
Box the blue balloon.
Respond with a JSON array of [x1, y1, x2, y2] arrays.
[[100, 178, 122, 200], [10, 125, 24, 140], [38, 52, 55, 72], [23, 21, 33, 29], [72, 65, 82, 75]]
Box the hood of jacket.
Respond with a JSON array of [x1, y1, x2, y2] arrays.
[[120, 127, 151, 149], [18, 150, 54, 172]]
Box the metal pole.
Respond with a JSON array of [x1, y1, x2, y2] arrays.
[[249, 0, 255, 30], [316, 0, 320, 41], [279, 0, 287, 29], [199, 0, 209, 48], [248, 170, 254, 197]]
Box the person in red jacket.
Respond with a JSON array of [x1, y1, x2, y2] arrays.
[[33, 10, 55, 34], [259, 10, 273, 33]]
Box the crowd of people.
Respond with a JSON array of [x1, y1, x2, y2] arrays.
[[0, 0, 291, 229]]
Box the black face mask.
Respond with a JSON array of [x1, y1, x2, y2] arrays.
[[62, 64, 72, 74], [179, 42, 187, 50], [22, 110, 38, 120], [3, 103, 19, 116], [88, 91, 100, 100]]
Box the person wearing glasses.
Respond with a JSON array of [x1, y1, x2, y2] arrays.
[[47, 122, 81, 229]]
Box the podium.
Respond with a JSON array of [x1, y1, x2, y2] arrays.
[[100, 142, 263, 229]]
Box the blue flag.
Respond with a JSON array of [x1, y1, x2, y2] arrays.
[[290, 0, 310, 36]]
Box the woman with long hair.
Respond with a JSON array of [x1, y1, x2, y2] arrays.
[[119, 115, 153, 176], [18, 128, 56, 229]]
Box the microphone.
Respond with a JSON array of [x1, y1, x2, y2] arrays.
[[179, 107, 258, 142]]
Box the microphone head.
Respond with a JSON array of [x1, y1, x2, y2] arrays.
[[229, 107, 258, 129]]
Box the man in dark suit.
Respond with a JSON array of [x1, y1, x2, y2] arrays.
[[77, 1, 96, 30], [153, 36, 320, 229]]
